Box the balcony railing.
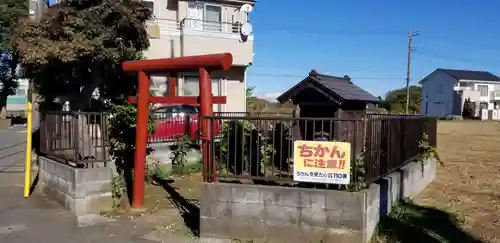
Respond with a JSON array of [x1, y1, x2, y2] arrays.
[[149, 18, 181, 31], [181, 18, 243, 34], [491, 90, 500, 100], [146, 18, 246, 37]]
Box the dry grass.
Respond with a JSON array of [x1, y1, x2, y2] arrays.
[[414, 120, 500, 242], [101, 173, 201, 220]]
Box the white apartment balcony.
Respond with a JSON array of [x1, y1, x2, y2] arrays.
[[453, 86, 471, 91], [491, 90, 500, 100], [144, 18, 254, 66]]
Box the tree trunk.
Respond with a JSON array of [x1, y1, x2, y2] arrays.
[[0, 94, 7, 120], [74, 67, 104, 163]]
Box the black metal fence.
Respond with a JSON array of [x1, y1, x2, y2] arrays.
[[39, 111, 109, 167], [203, 114, 437, 187]]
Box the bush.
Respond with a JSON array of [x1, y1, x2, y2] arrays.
[[217, 120, 273, 176], [438, 115, 463, 120], [108, 103, 156, 205], [169, 135, 202, 175]]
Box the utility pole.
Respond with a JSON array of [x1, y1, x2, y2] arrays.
[[405, 30, 419, 114]]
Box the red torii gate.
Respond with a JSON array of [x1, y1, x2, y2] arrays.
[[122, 53, 232, 208]]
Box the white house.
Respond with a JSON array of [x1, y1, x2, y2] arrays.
[[419, 68, 500, 116], [143, 0, 255, 112]]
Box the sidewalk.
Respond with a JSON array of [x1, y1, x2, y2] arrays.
[[0, 132, 162, 243]]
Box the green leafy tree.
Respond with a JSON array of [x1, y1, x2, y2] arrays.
[[0, 0, 28, 118], [383, 86, 421, 114], [13, 0, 154, 206], [13, 0, 152, 111], [246, 86, 256, 110]]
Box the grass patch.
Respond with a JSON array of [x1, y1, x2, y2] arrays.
[[414, 120, 500, 242], [101, 173, 202, 220], [373, 200, 483, 243]]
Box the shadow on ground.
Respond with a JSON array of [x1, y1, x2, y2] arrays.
[[375, 200, 485, 243], [159, 180, 200, 237]]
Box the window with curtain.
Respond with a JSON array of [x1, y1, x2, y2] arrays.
[[183, 76, 222, 112], [204, 5, 222, 31], [478, 85, 489, 97]]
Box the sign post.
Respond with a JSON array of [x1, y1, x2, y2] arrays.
[[293, 140, 351, 185]]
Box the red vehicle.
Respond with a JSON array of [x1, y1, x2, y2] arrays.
[[149, 104, 221, 142]]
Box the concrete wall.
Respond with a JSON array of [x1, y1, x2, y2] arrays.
[[38, 156, 113, 216], [200, 158, 437, 243]]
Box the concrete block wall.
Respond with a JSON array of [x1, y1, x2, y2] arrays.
[[365, 157, 437, 242], [201, 183, 370, 243], [38, 156, 113, 216], [200, 158, 437, 243], [401, 158, 437, 198]]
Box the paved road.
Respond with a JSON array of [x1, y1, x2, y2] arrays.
[[0, 126, 29, 187], [0, 127, 167, 243]]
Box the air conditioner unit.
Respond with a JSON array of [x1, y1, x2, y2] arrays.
[[147, 22, 161, 38]]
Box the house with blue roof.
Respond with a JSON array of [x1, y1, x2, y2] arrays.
[[419, 68, 500, 117]]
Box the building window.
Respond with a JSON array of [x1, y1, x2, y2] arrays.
[[143, 0, 155, 17], [477, 85, 489, 97], [16, 88, 26, 96], [183, 76, 222, 112], [187, 2, 223, 31], [204, 5, 222, 31]]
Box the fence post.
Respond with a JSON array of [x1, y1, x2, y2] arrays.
[[364, 117, 372, 184], [400, 117, 405, 163], [74, 113, 80, 164], [428, 118, 438, 147]]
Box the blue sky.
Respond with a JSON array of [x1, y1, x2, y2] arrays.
[[248, 0, 500, 99], [45, 0, 500, 99]]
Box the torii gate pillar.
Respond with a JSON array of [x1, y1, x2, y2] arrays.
[[122, 53, 232, 208]]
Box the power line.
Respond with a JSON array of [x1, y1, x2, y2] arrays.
[[412, 47, 500, 65], [250, 64, 378, 73], [247, 72, 404, 80], [260, 26, 500, 53], [259, 27, 403, 37]]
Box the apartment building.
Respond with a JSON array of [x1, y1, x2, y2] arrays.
[[144, 0, 255, 112]]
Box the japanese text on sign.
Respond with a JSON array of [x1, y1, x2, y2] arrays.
[[293, 140, 351, 185]]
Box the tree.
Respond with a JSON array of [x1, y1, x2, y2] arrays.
[[0, 0, 28, 118], [383, 86, 422, 114], [246, 86, 256, 110], [0, 0, 28, 51], [13, 0, 154, 206], [12, 0, 152, 111]]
